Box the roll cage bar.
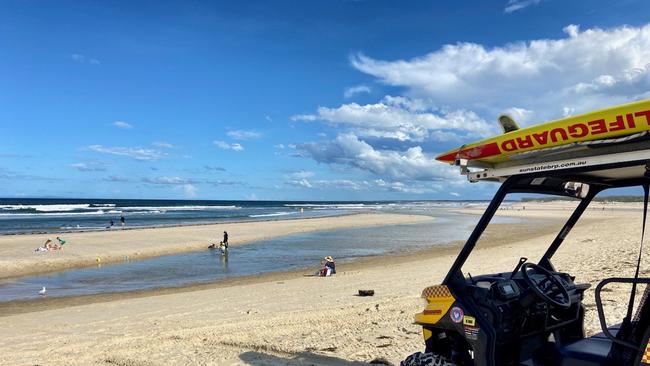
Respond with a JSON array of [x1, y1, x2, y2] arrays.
[[443, 161, 650, 285]]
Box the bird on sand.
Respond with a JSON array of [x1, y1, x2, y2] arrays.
[[38, 286, 46, 295]]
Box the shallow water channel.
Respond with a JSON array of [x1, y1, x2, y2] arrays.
[[0, 211, 519, 302]]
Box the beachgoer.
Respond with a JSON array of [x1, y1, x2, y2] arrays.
[[35, 240, 50, 252], [44, 238, 60, 250], [318, 256, 336, 277], [120, 215, 126, 227], [208, 243, 216, 249], [324, 256, 336, 274], [110, 220, 114, 227], [223, 231, 228, 248], [219, 241, 228, 255]]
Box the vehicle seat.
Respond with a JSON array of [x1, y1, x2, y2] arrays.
[[556, 333, 613, 366]]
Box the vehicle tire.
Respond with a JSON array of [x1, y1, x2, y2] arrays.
[[400, 352, 457, 366]]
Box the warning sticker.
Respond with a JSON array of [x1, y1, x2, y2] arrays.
[[463, 315, 476, 326], [464, 326, 479, 341]]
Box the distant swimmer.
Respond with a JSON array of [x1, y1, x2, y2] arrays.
[[120, 215, 126, 227], [109, 220, 114, 228]]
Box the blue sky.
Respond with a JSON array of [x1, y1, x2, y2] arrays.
[[2, 0, 650, 200]]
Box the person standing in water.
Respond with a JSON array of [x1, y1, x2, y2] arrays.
[[120, 215, 126, 228], [223, 231, 228, 248]]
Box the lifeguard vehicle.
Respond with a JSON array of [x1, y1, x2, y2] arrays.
[[403, 99, 650, 365]]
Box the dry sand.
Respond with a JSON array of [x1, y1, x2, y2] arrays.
[[0, 212, 432, 279], [1, 203, 648, 366]]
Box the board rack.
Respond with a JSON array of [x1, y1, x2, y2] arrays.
[[455, 133, 650, 183]]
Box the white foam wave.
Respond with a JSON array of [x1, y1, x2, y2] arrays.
[[0, 210, 166, 218], [119, 205, 240, 211], [249, 211, 298, 218], [284, 204, 371, 210], [0, 204, 92, 212], [0, 210, 108, 217]]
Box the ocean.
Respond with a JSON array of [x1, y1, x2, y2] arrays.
[[0, 198, 486, 235]]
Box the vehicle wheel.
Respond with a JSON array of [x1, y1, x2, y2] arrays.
[[400, 352, 457, 366]]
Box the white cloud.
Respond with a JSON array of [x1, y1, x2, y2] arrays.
[[265, 115, 273, 122], [450, 192, 461, 197], [71, 54, 100, 64], [183, 184, 197, 197], [152, 141, 174, 148], [504, 0, 542, 14], [344, 84, 371, 98], [292, 95, 493, 142], [213, 140, 244, 151], [68, 162, 107, 172], [374, 179, 440, 194], [287, 170, 315, 179], [227, 130, 262, 140], [113, 121, 133, 129], [286, 178, 313, 188], [286, 178, 371, 191], [350, 23, 650, 122], [87, 145, 166, 161], [298, 133, 460, 182], [103, 175, 132, 182], [294, 23, 650, 194], [143, 176, 190, 185]]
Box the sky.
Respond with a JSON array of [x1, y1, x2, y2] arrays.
[[2, 0, 650, 201]]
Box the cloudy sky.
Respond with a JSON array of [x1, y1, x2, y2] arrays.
[[2, 0, 650, 200]]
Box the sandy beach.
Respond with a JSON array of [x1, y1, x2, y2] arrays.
[[1, 202, 648, 365], [0, 213, 432, 279]]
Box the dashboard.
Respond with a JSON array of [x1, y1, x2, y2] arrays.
[[464, 270, 588, 343]]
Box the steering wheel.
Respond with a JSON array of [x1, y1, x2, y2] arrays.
[[521, 262, 571, 309]]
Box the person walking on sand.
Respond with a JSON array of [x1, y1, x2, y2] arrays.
[[223, 231, 229, 248], [120, 215, 126, 228]]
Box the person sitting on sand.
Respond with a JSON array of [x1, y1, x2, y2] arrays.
[[40, 238, 60, 251], [324, 256, 336, 274], [318, 256, 336, 277], [35, 239, 51, 252]]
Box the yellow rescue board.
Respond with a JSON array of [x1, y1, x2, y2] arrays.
[[436, 99, 650, 164]]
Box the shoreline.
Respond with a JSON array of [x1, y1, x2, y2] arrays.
[[0, 212, 433, 280]]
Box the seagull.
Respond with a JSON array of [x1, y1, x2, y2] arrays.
[[38, 286, 47, 296]]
